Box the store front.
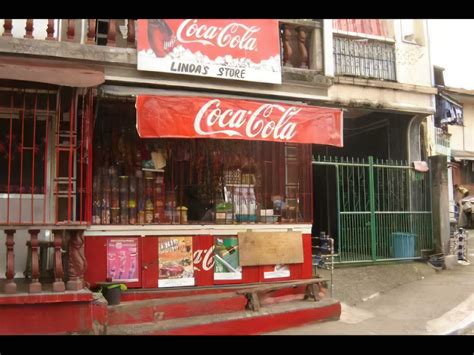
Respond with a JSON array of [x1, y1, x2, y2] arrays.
[[84, 89, 343, 289]]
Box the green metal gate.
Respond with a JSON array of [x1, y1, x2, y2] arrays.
[[313, 156, 433, 263]]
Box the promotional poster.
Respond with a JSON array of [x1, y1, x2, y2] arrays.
[[107, 239, 139, 282], [137, 19, 282, 84], [214, 237, 242, 280], [158, 236, 195, 287]]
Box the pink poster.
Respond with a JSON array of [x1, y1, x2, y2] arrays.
[[107, 238, 139, 282]]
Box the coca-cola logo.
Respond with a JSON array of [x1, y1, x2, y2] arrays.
[[194, 99, 299, 141], [193, 246, 215, 271], [176, 19, 260, 51]]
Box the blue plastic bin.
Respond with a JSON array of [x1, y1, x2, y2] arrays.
[[392, 233, 416, 258]]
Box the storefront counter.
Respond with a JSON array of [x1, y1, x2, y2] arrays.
[[84, 224, 313, 289]]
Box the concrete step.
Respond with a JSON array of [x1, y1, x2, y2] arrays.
[[107, 298, 341, 335], [107, 292, 247, 326]]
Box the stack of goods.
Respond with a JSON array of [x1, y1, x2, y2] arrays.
[[110, 171, 120, 224], [119, 176, 129, 224], [154, 172, 165, 223], [129, 176, 137, 224], [144, 172, 154, 223], [224, 170, 241, 185], [215, 202, 233, 224], [137, 175, 145, 224]]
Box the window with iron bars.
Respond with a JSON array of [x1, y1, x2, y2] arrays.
[[0, 84, 93, 225], [333, 36, 396, 81]]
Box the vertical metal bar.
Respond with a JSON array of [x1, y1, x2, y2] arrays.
[[6, 93, 14, 224], [67, 89, 74, 222], [368, 156, 377, 261], [30, 92, 38, 224], [18, 93, 26, 224], [79, 90, 85, 222], [43, 93, 50, 224]]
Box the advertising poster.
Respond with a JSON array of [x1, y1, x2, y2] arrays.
[[137, 19, 282, 84], [107, 239, 139, 282], [158, 236, 195, 287], [263, 264, 290, 279], [214, 237, 242, 280]]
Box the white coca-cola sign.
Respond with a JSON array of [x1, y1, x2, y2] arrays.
[[177, 19, 260, 51], [194, 99, 299, 141], [193, 246, 215, 272], [137, 20, 282, 84]]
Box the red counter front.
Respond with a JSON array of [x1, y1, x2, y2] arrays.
[[84, 228, 313, 289]]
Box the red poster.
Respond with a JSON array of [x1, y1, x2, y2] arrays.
[[137, 19, 281, 84], [107, 239, 139, 282], [136, 95, 343, 147]]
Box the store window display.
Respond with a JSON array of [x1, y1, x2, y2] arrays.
[[92, 100, 312, 225]]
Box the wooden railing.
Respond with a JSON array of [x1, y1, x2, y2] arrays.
[[1, 227, 86, 294], [1, 19, 136, 47]]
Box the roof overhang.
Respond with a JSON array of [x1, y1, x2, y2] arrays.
[[0, 55, 105, 87], [451, 150, 474, 161]]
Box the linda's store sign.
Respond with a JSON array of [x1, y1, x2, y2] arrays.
[[136, 19, 282, 84], [136, 95, 343, 147]]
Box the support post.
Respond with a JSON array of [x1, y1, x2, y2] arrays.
[[28, 229, 42, 293], [4, 229, 17, 294], [66, 230, 87, 291], [52, 229, 65, 292], [429, 155, 450, 254]]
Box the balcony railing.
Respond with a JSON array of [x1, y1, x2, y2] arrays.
[[333, 36, 396, 81], [434, 127, 451, 156], [279, 20, 324, 72], [1, 19, 136, 47]]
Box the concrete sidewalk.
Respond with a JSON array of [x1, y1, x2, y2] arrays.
[[268, 260, 474, 335]]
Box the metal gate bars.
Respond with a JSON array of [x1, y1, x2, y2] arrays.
[[313, 156, 433, 263]]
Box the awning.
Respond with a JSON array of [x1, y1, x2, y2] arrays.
[[136, 95, 344, 147], [0, 55, 105, 88], [451, 150, 474, 161]]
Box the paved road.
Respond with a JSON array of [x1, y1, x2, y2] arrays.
[[268, 243, 474, 335]]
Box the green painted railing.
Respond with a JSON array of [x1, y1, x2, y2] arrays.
[[313, 155, 433, 263]]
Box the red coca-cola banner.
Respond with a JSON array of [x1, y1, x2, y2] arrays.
[[136, 95, 343, 147], [137, 20, 281, 84]]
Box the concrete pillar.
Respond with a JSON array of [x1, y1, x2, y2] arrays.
[[429, 155, 450, 254]]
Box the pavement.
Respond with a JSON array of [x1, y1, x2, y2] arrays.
[[268, 238, 474, 335]]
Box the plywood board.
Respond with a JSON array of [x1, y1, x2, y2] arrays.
[[238, 231, 304, 266]]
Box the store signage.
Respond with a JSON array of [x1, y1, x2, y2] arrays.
[[136, 95, 343, 146], [193, 246, 215, 272], [136, 19, 282, 84]]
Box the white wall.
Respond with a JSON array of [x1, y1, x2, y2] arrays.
[[393, 20, 432, 86]]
